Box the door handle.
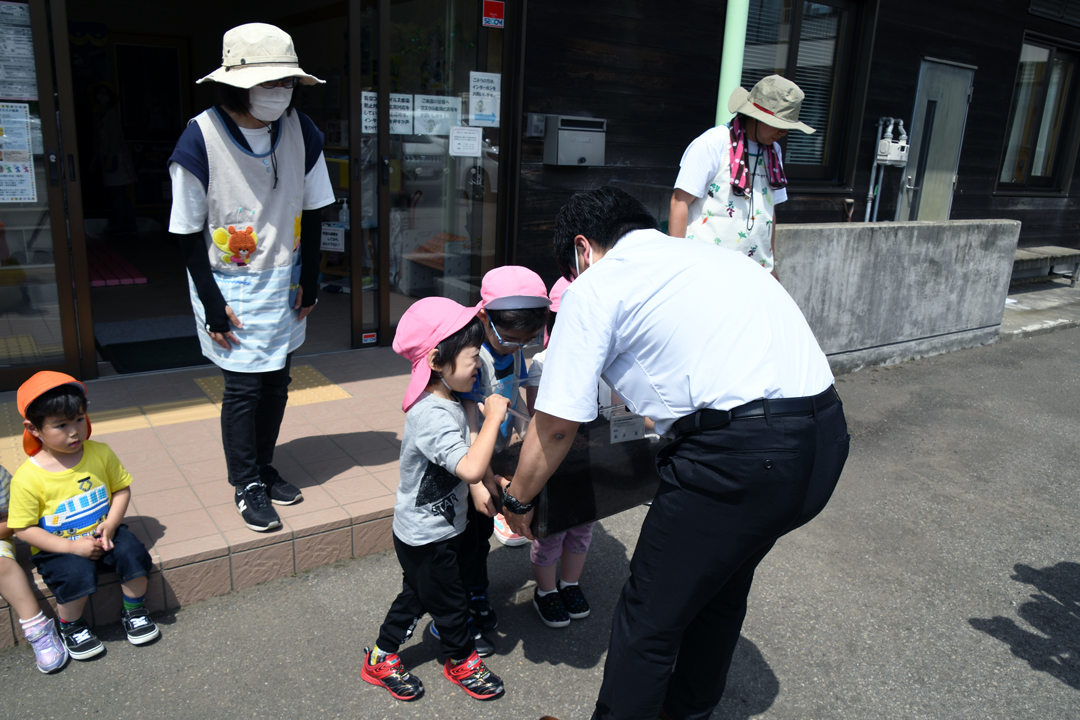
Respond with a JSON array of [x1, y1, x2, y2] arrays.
[[904, 175, 915, 191], [48, 151, 59, 186], [381, 155, 390, 185]]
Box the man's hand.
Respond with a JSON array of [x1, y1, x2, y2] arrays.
[[209, 305, 243, 349], [504, 507, 535, 541], [294, 286, 316, 321]]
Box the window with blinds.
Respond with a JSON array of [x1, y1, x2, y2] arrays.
[[738, 0, 857, 181]]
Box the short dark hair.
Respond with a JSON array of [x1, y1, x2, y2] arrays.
[[486, 307, 549, 335], [218, 84, 297, 118], [25, 385, 87, 431], [432, 316, 485, 373], [553, 186, 659, 280]]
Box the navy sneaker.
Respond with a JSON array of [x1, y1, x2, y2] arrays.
[[259, 465, 303, 505], [428, 617, 494, 657], [235, 481, 281, 532]]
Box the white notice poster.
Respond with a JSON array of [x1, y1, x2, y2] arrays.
[[469, 72, 500, 128], [0, 101, 36, 202], [413, 95, 461, 136], [363, 92, 414, 135], [449, 126, 482, 157], [0, 1, 36, 101]]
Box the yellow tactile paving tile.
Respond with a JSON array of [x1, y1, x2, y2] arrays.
[[142, 398, 220, 426], [0, 402, 24, 472], [92, 406, 152, 434], [195, 365, 351, 407], [0, 335, 40, 364]]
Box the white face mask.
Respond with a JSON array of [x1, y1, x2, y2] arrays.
[[248, 86, 293, 122]]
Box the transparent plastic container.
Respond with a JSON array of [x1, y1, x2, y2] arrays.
[[474, 380, 668, 538]]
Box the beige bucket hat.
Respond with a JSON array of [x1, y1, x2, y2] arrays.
[[728, 75, 815, 134], [197, 23, 324, 89]]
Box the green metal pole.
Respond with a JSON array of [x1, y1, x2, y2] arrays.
[[716, 0, 750, 127]]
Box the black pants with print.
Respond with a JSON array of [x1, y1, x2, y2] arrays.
[[376, 531, 475, 662], [592, 395, 850, 720]]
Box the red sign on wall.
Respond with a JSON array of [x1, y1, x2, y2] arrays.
[[482, 0, 505, 28]]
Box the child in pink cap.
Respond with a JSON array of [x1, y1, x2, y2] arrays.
[[457, 266, 550, 638], [362, 297, 510, 703], [521, 277, 596, 628]]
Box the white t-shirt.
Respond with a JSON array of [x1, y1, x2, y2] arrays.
[[168, 141, 336, 234], [535, 229, 833, 435], [674, 125, 788, 224]]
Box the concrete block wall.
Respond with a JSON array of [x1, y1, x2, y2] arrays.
[[775, 220, 1021, 373]]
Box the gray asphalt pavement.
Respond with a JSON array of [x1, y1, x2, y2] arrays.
[[2, 328, 1079, 719]]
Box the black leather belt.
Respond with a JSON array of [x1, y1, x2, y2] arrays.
[[671, 386, 840, 437]]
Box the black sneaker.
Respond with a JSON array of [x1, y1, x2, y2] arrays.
[[361, 646, 424, 701], [533, 588, 571, 628], [259, 465, 302, 505], [121, 607, 161, 645], [235, 481, 282, 531], [59, 619, 104, 660], [443, 651, 504, 700], [558, 583, 591, 619], [428, 618, 494, 657], [470, 587, 498, 632]]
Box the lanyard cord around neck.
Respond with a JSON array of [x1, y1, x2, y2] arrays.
[[745, 147, 763, 232]]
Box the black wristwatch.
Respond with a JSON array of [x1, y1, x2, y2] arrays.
[[501, 483, 534, 515]]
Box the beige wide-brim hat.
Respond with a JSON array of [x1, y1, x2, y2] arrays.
[[728, 74, 815, 134], [197, 23, 324, 89]]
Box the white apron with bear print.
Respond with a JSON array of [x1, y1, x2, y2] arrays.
[[188, 107, 306, 373]]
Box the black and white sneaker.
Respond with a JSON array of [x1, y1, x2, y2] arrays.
[[235, 481, 282, 531], [121, 607, 161, 645], [428, 618, 494, 657], [59, 618, 104, 660], [259, 465, 303, 505]]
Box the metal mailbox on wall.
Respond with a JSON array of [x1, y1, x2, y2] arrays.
[[543, 116, 606, 166]]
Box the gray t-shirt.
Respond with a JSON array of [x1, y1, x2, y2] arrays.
[[392, 392, 472, 546]]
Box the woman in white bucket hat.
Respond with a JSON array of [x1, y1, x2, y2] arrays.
[[167, 23, 336, 532], [669, 75, 815, 278]]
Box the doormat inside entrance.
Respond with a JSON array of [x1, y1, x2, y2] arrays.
[[97, 336, 212, 374]]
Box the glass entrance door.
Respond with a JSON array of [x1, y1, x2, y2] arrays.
[[377, 0, 506, 324], [0, 0, 88, 389]]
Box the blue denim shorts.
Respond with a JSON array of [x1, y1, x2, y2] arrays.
[[31, 524, 152, 604]]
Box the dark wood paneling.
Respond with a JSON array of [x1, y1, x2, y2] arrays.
[[516, 0, 725, 273]]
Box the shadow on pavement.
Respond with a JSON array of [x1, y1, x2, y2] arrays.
[[969, 561, 1080, 689], [713, 637, 780, 719]]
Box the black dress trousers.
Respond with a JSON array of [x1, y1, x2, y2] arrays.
[[592, 395, 850, 720]]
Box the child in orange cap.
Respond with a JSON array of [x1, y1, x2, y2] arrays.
[[8, 371, 158, 662]]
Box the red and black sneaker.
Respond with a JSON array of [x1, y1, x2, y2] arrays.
[[443, 651, 505, 701], [361, 646, 424, 701]]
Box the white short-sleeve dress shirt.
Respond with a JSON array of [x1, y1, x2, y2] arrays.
[[534, 229, 833, 435]]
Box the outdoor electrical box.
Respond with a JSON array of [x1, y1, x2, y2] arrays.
[[543, 116, 606, 166]]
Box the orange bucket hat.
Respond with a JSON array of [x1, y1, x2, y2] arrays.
[[17, 371, 91, 456]]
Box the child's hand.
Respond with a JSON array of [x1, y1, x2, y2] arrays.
[[482, 394, 511, 425], [469, 482, 497, 518], [94, 522, 117, 552], [71, 536, 104, 560]]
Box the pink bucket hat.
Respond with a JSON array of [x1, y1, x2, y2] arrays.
[[393, 297, 480, 412], [479, 266, 551, 311], [549, 277, 572, 313]]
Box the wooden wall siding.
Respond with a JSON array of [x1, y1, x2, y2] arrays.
[[785, 0, 1080, 247], [516, 0, 725, 281]]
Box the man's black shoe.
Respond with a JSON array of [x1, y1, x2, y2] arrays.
[[236, 481, 282, 531]]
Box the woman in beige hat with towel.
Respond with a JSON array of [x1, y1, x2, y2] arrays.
[[669, 75, 815, 278], [167, 23, 336, 532]]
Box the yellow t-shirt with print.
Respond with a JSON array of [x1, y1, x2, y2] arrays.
[[7, 440, 133, 554]]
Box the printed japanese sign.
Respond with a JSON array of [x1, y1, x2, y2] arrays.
[[0, 101, 35, 202], [0, 1, 37, 101], [469, 72, 500, 128], [449, 126, 482, 157], [362, 93, 415, 135], [482, 0, 505, 28], [413, 95, 461, 136]]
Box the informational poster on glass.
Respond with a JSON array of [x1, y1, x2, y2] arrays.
[[0, 101, 35, 202], [469, 72, 500, 127], [0, 1, 36, 101], [449, 126, 482, 157], [363, 92, 414, 135], [413, 95, 461, 136]]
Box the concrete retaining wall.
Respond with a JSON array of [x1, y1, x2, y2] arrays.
[[774, 220, 1021, 373]]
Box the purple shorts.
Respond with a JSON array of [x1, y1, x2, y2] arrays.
[[530, 522, 594, 566]]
